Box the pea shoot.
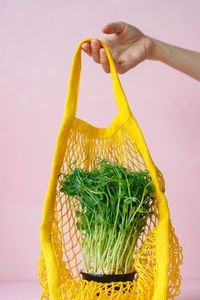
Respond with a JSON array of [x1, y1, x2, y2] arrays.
[[59, 157, 155, 275]]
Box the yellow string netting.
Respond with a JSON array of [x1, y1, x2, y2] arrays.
[[38, 39, 183, 300]]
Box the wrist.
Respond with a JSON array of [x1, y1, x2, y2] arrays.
[[147, 37, 164, 61]]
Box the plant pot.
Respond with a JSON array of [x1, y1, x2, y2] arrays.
[[80, 270, 137, 295]]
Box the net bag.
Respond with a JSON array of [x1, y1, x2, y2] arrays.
[[38, 39, 183, 300]]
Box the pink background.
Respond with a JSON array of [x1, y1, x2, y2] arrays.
[[1, 0, 200, 282]]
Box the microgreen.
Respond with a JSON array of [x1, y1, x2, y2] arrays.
[[59, 157, 155, 275]]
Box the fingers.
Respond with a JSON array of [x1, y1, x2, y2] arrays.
[[82, 39, 101, 63], [102, 21, 126, 35], [91, 39, 101, 63], [100, 48, 110, 73], [82, 39, 110, 73], [81, 42, 92, 56], [81, 39, 131, 74]]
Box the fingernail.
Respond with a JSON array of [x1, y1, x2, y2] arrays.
[[92, 40, 98, 48]]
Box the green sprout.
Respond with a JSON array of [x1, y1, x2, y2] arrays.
[[59, 157, 155, 275]]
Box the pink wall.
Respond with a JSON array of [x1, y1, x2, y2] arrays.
[[1, 0, 200, 280]]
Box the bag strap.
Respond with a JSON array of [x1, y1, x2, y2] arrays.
[[64, 38, 131, 120]]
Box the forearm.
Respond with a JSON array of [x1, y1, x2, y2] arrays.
[[150, 38, 200, 81]]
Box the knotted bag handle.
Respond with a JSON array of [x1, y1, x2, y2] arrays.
[[64, 38, 131, 120]]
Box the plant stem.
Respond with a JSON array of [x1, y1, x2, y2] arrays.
[[124, 232, 137, 273]]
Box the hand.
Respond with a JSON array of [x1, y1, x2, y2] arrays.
[[81, 21, 154, 74]]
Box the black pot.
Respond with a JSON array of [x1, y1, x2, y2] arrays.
[[80, 270, 137, 295], [80, 270, 136, 283]]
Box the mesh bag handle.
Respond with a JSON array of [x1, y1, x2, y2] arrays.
[[64, 38, 132, 120]]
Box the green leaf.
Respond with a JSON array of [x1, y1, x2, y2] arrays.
[[75, 210, 81, 217], [95, 214, 104, 223], [130, 207, 136, 215], [131, 196, 138, 203], [76, 222, 82, 230]]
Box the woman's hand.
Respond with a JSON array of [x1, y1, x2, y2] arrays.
[[82, 21, 200, 80], [81, 21, 154, 74]]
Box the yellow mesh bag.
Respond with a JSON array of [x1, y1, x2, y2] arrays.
[[38, 39, 183, 300]]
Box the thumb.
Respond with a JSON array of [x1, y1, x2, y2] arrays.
[[102, 21, 126, 35]]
